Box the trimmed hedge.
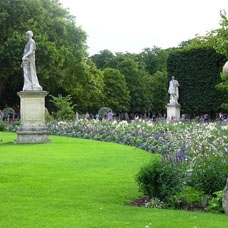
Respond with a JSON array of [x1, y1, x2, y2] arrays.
[[167, 47, 228, 115]]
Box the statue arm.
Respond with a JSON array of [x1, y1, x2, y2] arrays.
[[22, 50, 33, 60], [22, 41, 35, 60]]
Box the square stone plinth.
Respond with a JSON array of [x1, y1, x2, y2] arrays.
[[167, 103, 181, 121], [15, 91, 50, 144]]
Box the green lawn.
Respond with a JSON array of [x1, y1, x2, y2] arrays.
[[0, 132, 227, 228]]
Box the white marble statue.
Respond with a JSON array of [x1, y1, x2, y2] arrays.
[[168, 76, 180, 104], [22, 31, 42, 91]]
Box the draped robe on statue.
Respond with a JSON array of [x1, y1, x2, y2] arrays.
[[22, 39, 42, 91]]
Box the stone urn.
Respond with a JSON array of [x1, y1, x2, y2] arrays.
[[223, 61, 228, 77], [223, 178, 228, 215]]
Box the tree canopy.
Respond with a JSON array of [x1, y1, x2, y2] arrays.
[[1, 1, 228, 116], [91, 50, 168, 114], [0, 0, 104, 113], [103, 68, 130, 113]]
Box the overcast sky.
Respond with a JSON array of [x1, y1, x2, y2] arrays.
[[60, 0, 228, 56]]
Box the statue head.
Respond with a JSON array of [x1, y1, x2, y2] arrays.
[[172, 76, 175, 80], [25, 30, 33, 39]]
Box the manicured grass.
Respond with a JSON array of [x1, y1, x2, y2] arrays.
[[0, 132, 227, 228]]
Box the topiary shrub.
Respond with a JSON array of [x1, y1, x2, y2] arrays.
[[98, 107, 112, 119]]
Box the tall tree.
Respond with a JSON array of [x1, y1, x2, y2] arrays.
[[115, 57, 150, 113], [0, 0, 105, 113], [91, 51, 168, 113], [138, 47, 168, 75], [90, 49, 114, 69], [103, 68, 130, 112], [206, 11, 228, 110], [70, 61, 104, 113], [208, 11, 228, 58]]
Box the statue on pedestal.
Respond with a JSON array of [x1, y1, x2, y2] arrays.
[[168, 76, 180, 104], [22, 31, 42, 91], [16, 31, 50, 144], [167, 76, 180, 121]]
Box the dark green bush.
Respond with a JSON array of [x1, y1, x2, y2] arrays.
[[136, 156, 162, 199], [136, 156, 186, 202], [188, 155, 228, 195]]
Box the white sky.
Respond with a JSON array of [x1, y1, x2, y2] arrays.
[[60, 0, 228, 56]]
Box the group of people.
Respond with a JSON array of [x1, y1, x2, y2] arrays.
[[82, 112, 167, 122], [81, 111, 228, 123], [84, 111, 114, 121]]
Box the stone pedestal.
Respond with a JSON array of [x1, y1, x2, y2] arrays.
[[15, 91, 50, 144], [166, 103, 181, 121]]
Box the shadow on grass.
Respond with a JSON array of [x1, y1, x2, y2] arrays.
[[0, 141, 53, 147], [0, 141, 15, 146]]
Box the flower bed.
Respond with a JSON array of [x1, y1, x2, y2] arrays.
[[48, 120, 228, 160]]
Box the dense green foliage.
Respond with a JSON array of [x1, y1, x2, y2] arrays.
[[173, 187, 206, 210], [136, 158, 185, 203], [1, 132, 228, 228], [103, 68, 130, 112], [167, 47, 227, 115], [207, 191, 224, 213], [0, 0, 104, 112], [189, 155, 228, 195], [1, 0, 228, 116], [147, 71, 168, 114], [0, 0, 169, 115], [90, 49, 114, 69], [114, 56, 152, 113], [91, 50, 168, 113], [208, 11, 228, 58], [50, 94, 75, 120], [138, 47, 168, 75]]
